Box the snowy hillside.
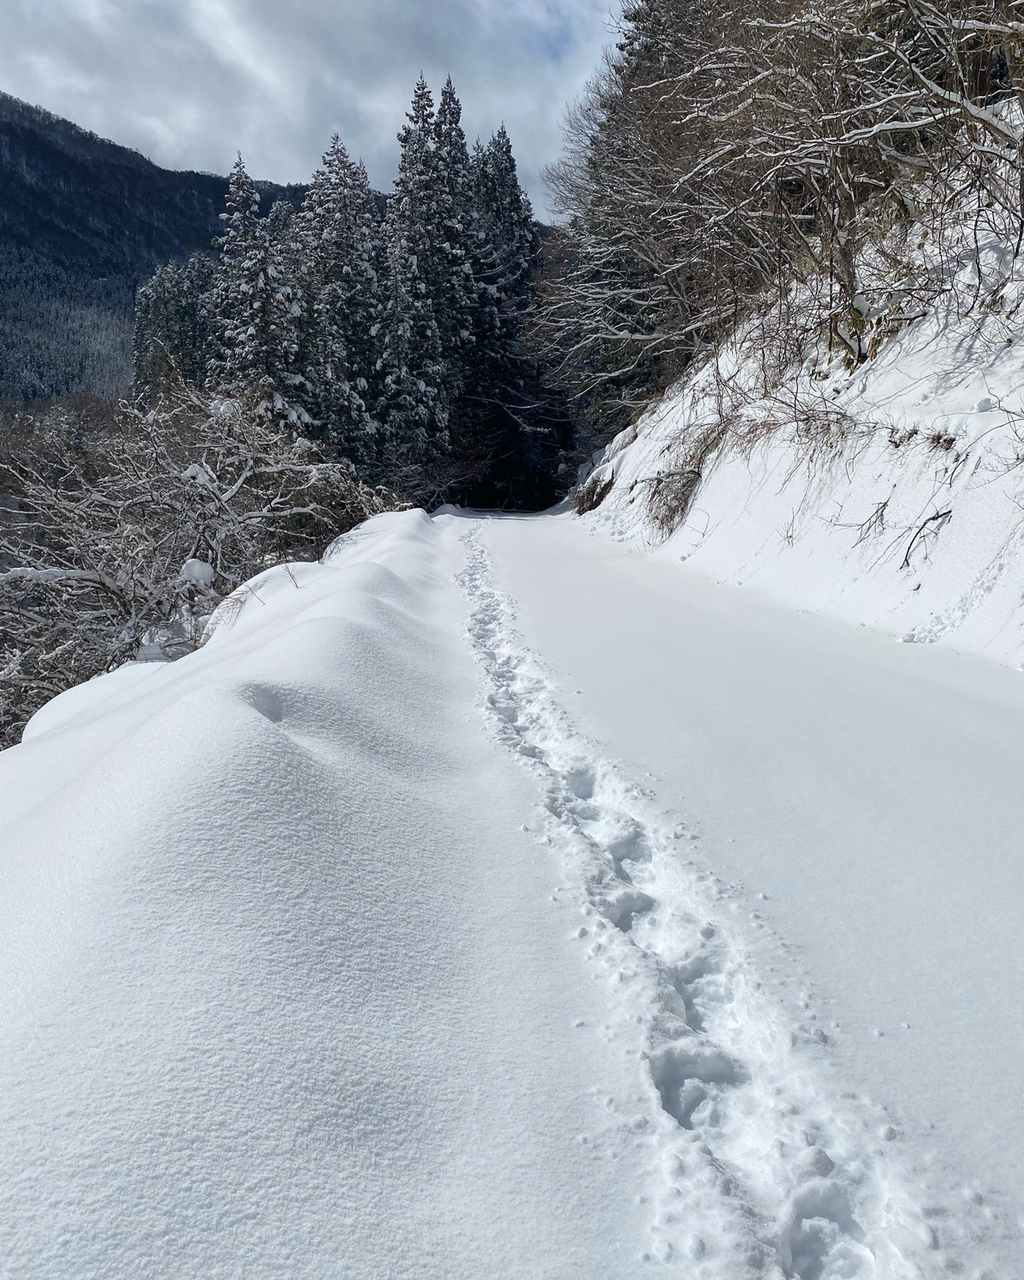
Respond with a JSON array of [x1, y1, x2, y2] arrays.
[[2, 506, 1023, 1276], [583, 232, 1024, 669]]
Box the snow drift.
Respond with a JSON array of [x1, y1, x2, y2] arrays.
[[0, 511, 650, 1278]]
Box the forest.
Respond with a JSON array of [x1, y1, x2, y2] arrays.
[[132, 77, 569, 510], [541, 0, 1024, 450], [0, 76, 571, 743]]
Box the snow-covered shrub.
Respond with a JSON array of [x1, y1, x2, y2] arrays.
[[0, 382, 400, 746]]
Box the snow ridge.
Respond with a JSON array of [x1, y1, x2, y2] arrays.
[[456, 523, 953, 1280]]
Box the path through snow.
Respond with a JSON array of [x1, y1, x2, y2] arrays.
[[0, 507, 1019, 1277], [455, 520, 984, 1278]]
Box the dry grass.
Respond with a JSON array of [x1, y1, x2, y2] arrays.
[[573, 473, 615, 514], [645, 423, 727, 538]]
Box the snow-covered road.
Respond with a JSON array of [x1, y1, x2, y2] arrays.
[[1, 507, 1021, 1277]]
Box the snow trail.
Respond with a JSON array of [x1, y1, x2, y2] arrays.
[[2, 506, 1016, 1275], [456, 521, 956, 1280]]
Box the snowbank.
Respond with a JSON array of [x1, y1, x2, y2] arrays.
[[3, 503, 1020, 1275], [585, 230, 1024, 670], [0, 509, 653, 1278]]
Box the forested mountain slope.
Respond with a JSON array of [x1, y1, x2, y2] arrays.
[[0, 92, 303, 401]]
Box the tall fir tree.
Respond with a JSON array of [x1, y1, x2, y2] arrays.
[[135, 260, 187, 393], [473, 126, 539, 313], [182, 251, 216, 385], [375, 77, 449, 472], [432, 78, 478, 408], [298, 136, 383, 465], [453, 128, 550, 503], [134, 251, 214, 394], [207, 156, 311, 432]]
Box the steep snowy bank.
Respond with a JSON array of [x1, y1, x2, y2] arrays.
[[584, 266, 1024, 669]]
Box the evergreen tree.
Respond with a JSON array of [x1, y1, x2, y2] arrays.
[[451, 128, 551, 504], [616, 0, 675, 80], [374, 227, 442, 473], [207, 156, 311, 432], [298, 136, 382, 464], [264, 198, 312, 429], [134, 252, 214, 394], [182, 252, 216, 385], [432, 78, 478, 406], [134, 261, 186, 393], [375, 78, 449, 473], [473, 126, 539, 313]]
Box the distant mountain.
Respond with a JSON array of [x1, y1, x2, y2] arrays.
[[0, 91, 304, 403]]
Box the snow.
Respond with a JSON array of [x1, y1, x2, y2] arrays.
[[482, 509, 1024, 1276], [0, 511, 651, 1278], [179, 555, 216, 588], [21, 660, 167, 742], [583, 222, 1024, 673], [2, 505, 1023, 1275]]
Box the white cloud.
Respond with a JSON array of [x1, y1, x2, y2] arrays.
[[0, 0, 616, 216]]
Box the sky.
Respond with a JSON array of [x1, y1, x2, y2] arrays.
[[1, 0, 617, 218]]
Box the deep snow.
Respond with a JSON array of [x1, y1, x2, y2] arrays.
[[1, 507, 1022, 1277], [482, 509, 1024, 1276]]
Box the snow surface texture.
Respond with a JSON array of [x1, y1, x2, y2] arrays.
[[457, 525, 947, 1277], [1, 508, 1020, 1275], [0, 512, 653, 1278], [584, 256, 1024, 670]]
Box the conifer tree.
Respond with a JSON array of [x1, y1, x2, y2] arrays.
[[134, 252, 214, 394], [298, 137, 383, 464], [375, 78, 449, 473], [432, 78, 477, 406], [182, 251, 216, 384], [453, 128, 547, 501], [135, 261, 187, 393], [207, 156, 311, 432], [474, 127, 539, 312]]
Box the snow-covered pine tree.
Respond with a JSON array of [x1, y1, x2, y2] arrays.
[[473, 126, 539, 318], [616, 0, 675, 78], [207, 157, 311, 433], [135, 261, 187, 393], [134, 251, 214, 395], [263, 198, 313, 430], [297, 136, 382, 467], [374, 229, 439, 477], [375, 78, 449, 479], [432, 78, 478, 408], [453, 127, 549, 502], [205, 156, 259, 393], [182, 251, 216, 385], [465, 136, 503, 358]]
